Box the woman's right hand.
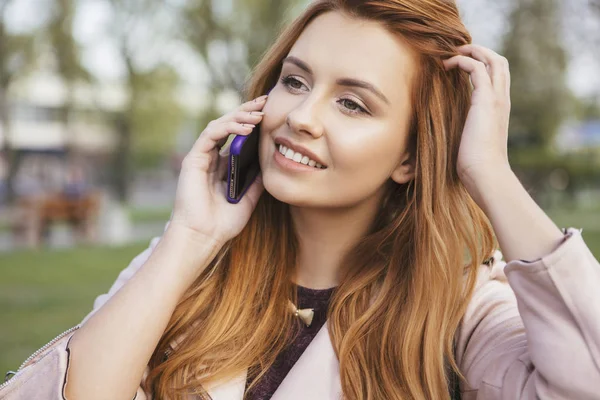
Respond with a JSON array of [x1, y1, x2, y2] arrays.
[[168, 95, 268, 245]]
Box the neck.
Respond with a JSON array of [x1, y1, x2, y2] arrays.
[[290, 190, 384, 290]]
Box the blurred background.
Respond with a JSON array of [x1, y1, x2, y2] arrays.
[[1, 0, 599, 375]]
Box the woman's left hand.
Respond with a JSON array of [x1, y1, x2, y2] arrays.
[[443, 44, 513, 189]]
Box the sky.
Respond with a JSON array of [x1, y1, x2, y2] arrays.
[[5, 0, 600, 106]]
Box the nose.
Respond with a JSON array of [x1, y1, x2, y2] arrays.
[[285, 96, 325, 139]]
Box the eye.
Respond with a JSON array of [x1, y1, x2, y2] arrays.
[[280, 74, 370, 116], [338, 98, 368, 116], [280, 75, 307, 92]]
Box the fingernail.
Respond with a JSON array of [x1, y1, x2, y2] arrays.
[[243, 123, 255, 127], [250, 111, 265, 116], [255, 95, 268, 102]]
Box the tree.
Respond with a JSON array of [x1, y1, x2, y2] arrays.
[[105, 0, 184, 201], [180, 0, 306, 123], [0, 0, 35, 203], [501, 0, 570, 151], [46, 0, 90, 145], [130, 64, 184, 169]]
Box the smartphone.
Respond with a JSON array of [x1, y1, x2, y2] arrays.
[[226, 124, 261, 204]]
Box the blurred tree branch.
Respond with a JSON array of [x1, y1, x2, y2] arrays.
[[502, 0, 570, 151], [106, 0, 184, 201], [179, 0, 306, 122], [0, 0, 36, 204], [46, 0, 91, 157]]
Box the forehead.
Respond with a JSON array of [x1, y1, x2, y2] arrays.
[[287, 11, 417, 100]]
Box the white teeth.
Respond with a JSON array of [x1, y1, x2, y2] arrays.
[[277, 144, 323, 169]]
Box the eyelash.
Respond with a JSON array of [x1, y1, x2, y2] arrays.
[[280, 75, 369, 116]]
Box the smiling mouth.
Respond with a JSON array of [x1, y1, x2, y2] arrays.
[[276, 144, 326, 169]]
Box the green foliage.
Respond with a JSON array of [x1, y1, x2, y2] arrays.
[[47, 0, 90, 85], [0, 1, 38, 204], [572, 96, 600, 120], [180, 0, 306, 136], [0, 34, 36, 88], [181, 0, 305, 93], [107, 0, 186, 193], [130, 64, 185, 167], [0, 1, 37, 87], [502, 0, 571, 151], [510, 148, 600, 180]]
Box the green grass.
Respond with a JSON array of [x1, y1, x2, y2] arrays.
[[0, 207, 599, 376], [0, 243, 148, 374], [544, 208, 600, 259], [546, 208, 600, 232], [129, 207, 172, 224]]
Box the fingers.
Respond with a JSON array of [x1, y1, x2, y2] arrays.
[[456, 44, 510, 96], [216, 108, 266, 127], [239, 94, 268, 111], [193, 121, 256, 155], [443, 55, 492, 91], [457, 44, 494, 71], [213, 96, 267, 126], [192, 95, 267, 156], [444, 44, 510, 97]]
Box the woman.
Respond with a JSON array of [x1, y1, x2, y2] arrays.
[[3, 1, 599, 399]]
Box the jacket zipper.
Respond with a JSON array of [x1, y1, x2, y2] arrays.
[[1, 324, 81, 391]]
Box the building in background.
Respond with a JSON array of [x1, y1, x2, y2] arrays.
[[0, 68, 125, 199]]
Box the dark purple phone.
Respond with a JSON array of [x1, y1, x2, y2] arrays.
[[226, 123, 261, 204]]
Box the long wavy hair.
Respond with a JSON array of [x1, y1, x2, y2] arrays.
[[142, 1, 498, 399]]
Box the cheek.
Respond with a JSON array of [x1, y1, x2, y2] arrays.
[[331, 128, 401, 173], [258, 94, 289, 135], [258, 115, 278, 158], [323, 133, 399, 198]]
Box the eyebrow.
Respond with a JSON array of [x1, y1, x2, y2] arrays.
[[282, 56, 390, 105]]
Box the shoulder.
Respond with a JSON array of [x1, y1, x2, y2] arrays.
[[463, 249, 520, 331], [455, 251, 525, 391], [461, 249, 517, 326]]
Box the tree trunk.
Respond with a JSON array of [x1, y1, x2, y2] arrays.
[[113, 112, 132, 203], [112, 55, 140, 204], [0, 86, 17, 204]]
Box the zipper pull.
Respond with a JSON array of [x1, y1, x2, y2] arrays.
[[4, 371, 17, 383]]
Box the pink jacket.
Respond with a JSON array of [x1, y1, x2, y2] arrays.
[[2, 226, 599, 399]]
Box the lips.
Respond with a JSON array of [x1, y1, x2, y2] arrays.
[[273, 136, 327, 167]]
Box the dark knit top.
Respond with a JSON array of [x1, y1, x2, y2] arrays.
[[242, 284, 462, 400], [244, 284, 336, 400]]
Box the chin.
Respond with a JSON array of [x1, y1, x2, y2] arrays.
[[265, 178, 357, 210], [263, 174, 302, 205]]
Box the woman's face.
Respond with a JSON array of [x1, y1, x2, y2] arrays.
[[259, 11, 418, 208]]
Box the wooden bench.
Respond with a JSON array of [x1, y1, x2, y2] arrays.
[[11, 191, 101, 248]]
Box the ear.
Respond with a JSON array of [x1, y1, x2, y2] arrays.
[[390, 152, 415, 185]]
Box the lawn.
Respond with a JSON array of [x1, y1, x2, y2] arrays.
[[1, 209, 599, 376], [129, 206, 172, 224], [0, 242, 148, 375]]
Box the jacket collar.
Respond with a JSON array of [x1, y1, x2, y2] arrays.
[[204, 321, 342, 400]]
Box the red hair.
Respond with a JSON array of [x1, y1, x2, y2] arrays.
[[143, 1, 497, 398]]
